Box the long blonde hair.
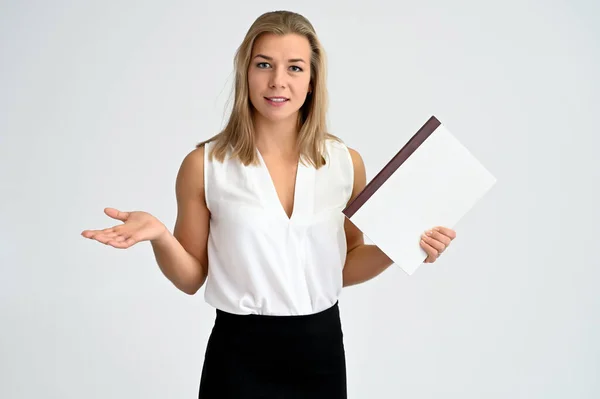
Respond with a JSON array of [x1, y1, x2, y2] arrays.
[[197, 10, 339, 168]]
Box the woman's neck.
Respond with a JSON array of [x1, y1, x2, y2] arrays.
[[253, 113, 299, 158]]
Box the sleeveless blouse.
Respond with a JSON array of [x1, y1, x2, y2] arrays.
[[203, 138, 354, 316]]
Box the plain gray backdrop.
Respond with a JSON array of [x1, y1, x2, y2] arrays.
[[1, 0, 598, 398]]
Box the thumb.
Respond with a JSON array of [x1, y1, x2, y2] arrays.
[[104, 207, 130, 222]]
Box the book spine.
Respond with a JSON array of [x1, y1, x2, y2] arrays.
[[343, 115, 442, 218]]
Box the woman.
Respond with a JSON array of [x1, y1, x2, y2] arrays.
[[81, 10, 456, 398]]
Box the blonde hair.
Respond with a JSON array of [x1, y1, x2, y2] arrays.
[[197, 10, 339, 168]]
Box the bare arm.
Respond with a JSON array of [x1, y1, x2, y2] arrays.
[[151, 146, 210, 295], [342, 148, 394, 287]]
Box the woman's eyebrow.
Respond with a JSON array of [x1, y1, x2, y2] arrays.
[[254, 54, 306, 63]]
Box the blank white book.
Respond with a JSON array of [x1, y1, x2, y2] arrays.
[[343, 116, 497, 275]]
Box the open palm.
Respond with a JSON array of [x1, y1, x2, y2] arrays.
[[81, 208, 166, 249]]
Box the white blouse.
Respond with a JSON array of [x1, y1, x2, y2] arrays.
[[202, 138, 355, 316]]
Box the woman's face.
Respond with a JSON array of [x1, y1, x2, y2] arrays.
[[247, 33, 312, 124]]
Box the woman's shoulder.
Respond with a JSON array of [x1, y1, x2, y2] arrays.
[[195, 134, 235, 165], [181, 144, 205, 169], [174, 145, 207, 205], [324, 135, 364, 170], [196, 134, 218, 153]]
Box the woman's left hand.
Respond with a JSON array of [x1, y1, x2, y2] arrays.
[[420, 226, 456, 263]]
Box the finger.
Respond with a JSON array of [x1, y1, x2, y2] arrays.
[[425, 229, 451, 247], [420, 239, 438, 263], [87, 229, 126, 243], [107, 237, 137, 249], [99, 233, 123, 242], [85, 233, 110, 244], [82, 229, 110, 237], [89, 233, 115, 245], [81, 230, 96, 238], [421, 233, 445, 254], [82, 229, 119, 239], [434, 226, 456, 240], [104, 223, 132, 235], [104, 208, 130, 222]]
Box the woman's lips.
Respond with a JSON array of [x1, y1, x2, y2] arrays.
[[264, 96, 289, 107]]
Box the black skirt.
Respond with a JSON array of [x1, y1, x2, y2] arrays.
[[198, 301, 347, 399]]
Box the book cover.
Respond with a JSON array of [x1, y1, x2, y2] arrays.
[[343, 116, 497, 275]]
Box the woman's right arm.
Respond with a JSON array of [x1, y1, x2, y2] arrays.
[[151, 146, 210, 295]]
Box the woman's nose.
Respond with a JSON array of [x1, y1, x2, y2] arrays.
[[268, 67, 286, 88]]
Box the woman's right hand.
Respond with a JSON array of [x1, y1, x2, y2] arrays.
[[81, 208, 168, 249]]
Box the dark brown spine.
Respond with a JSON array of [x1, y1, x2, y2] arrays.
[[343, 115, 442, 218]]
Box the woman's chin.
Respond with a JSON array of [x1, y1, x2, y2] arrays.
[[257, 109, 299, 123]]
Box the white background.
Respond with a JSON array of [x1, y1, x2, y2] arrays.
[[1, 0, 598, 398]]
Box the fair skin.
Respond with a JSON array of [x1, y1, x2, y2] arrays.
[[80, 32, 456, 294], [80, 146, 209, 295], [247, 32, 313, 218]]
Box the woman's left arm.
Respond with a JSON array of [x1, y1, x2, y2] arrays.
[[342, 148, 456, 287]]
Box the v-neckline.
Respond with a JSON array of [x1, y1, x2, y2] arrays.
[[255, 149, 306, 222]]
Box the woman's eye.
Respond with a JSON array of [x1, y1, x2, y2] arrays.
[[256, 63, 302, 72]]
